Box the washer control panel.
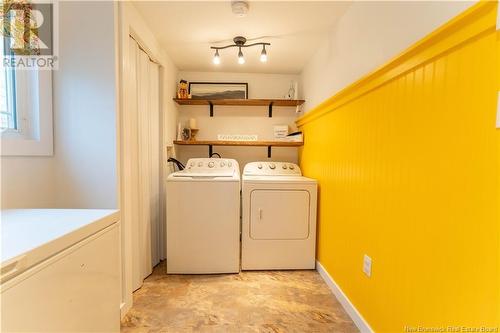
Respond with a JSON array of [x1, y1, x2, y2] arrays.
[[243, 162, 301, 176], [180, 158, 239, 176]]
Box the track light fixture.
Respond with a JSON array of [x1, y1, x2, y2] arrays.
[[237, 47, 245, 64], [211, 36, 270, 65], [213, 49, 220, 65], [260, 45, 267, 62]]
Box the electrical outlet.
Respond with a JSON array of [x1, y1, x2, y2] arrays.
[[363, 255, 372, 277], [496, 92, 500, 128]]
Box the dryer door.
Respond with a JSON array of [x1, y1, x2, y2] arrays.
[[250, 189, 310, 240]]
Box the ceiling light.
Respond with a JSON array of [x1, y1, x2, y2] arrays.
[[210, 36, 270, 65], [213, 49, 220, 65], [238, 48, 245, 64], [231, 1, 249, 17], [260, 45, 267, 62]]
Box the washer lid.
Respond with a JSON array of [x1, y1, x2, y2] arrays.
[[244, 161, 301, 176]]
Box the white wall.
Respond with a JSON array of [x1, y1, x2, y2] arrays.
[[300, 1, 475, 112], [176, 71, 300, 169], [1, 157, 55, 208], [1, 1, 119, 209], [53, 1, 118, 208]]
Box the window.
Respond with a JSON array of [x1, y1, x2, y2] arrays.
[[0, 58, 53, 155], [0, 40, 17, 131]]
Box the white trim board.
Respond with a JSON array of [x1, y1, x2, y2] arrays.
[[316, 261, 374, 333], [496, 2, 499, 31]]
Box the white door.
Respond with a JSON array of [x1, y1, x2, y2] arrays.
[[127, 37, 161, 291], [250, 190, 310, 240]]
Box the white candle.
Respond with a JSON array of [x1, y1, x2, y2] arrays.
[[189, 118, 197, 129]]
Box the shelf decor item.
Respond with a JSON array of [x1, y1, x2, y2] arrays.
[[217, 134, 258, 141], [189, 129, 199, 141], [274, 125, 289, 139], [188, 82, 248, 100], [181, 128, 191, 141], [177, 79, 191, 99]]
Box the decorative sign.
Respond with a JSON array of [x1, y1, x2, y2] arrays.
[[189, 82, 248, 100], [217, 134, 258, 141]]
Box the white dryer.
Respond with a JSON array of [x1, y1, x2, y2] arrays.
[[166, 158, 240, 274], [241, 162, 317, 270]]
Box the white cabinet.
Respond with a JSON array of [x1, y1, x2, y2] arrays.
[[1, 223, 120, 333]]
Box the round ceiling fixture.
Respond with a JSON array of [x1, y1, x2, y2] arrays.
[[231, 1, 249, 17]]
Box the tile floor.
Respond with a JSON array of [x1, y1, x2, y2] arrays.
[[121, 262, 358, 333]]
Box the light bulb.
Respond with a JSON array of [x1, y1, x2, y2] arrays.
[[238, 48, 245, 64], [260, 46, 267, 62], [213, 50, 220, 65]]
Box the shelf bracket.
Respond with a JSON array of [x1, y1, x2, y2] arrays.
[[209, 102, 214, 117], [208, 145, 213, 157], [268, 102, 274, 118], [267, 146, 272, 158]]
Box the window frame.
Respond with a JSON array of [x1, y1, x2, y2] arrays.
[[0, 65, 17, 130]]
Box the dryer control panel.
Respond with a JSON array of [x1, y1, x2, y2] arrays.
[[243, 162, 302, 176]]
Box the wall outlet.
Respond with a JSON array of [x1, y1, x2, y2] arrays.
[[363, 255, 372, 277], [496, 92, 500, 128]]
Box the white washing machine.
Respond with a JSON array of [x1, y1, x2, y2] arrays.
[[242, 162, 317, 270], [166, 158, 240, 274]]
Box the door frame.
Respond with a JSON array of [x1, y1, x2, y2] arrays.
[[117, 2, 166, 317]]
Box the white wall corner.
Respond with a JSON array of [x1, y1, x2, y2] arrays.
[[496, 92, 500, 129], [316, 261, 374, 333]]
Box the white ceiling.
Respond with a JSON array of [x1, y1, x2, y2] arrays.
[[133, 1, 351, 74]]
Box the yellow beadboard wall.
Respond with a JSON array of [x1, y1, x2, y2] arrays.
[[297, 2, 499, 332]]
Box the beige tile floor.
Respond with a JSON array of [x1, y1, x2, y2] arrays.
[[121, 262, 358, 333]]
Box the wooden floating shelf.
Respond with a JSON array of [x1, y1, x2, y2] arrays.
[[174, 140, 302, 147], [173, 140, 303, 158], [173, 98, 305, 107], [173, 98, 305, 117]]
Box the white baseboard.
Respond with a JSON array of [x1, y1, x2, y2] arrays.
[[316, 260, 374, 333], [120, 301, 131, 319]]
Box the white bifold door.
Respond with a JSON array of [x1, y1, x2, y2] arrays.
[[127, 37, 162, 291]]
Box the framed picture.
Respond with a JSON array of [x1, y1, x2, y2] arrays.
[[188, 82, 248, 100]]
